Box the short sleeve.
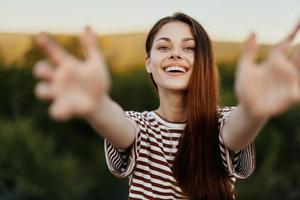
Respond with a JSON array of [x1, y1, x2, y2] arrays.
[[104, 111, 144, 178], [218, 107, 256, 179]]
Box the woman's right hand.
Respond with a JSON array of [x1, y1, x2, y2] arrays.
[[33, 27, 111, 121]]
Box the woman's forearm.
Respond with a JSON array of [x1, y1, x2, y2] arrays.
[[221, 105, 269, 151], [85, 95, 136, 150]]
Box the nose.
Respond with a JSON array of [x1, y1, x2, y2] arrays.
[[170, 49, 182, 59]]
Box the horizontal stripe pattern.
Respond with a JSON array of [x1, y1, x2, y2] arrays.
[[218, 107, 256, 179], [104, 107, 255, 199]]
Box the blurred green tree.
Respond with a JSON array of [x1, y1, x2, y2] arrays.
[[0, 62, 299, 199]]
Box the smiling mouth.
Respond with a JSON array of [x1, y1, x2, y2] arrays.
[[164, 66, 187, 73]]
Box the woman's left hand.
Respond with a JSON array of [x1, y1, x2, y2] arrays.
[[235, 22, 300, 118]]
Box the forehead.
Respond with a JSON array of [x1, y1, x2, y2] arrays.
[[154, 21, 194, 41]]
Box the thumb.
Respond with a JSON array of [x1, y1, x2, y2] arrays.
[[240, 33, 258, 65], [81, 26, 102, 63], [291, 46, 300, 68]]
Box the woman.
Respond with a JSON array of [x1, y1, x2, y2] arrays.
[[33, 12, 300, 199]]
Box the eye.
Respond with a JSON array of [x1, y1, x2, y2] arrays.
[[158, 46, 170, 52], [183, 47, 195, 53]]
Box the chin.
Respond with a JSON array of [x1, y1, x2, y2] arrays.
[[154, 77, 190, 92], [162, 83, 189, 92]]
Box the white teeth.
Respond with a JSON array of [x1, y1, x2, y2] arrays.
[[165, 66, 186, 73]]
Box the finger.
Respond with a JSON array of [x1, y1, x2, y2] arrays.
[[36, 33, 71, 64], [49, 99, 73, 121], [50, 93, 94, 121], [69, 94, 94, 117], [240, 33, 258, 65], [291, 46, 300, 68], [33, 60, 54, 81], [291, 83, 300, 102], [80, 26, 102, 63], [276, 21, 300, 53], [35, 82, 54, 100]]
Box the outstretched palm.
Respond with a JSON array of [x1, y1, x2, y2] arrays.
[[236, 23, 300, 118], [33, 27, 110, 120]]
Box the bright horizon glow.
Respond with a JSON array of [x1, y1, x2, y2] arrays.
[[0, 0, 299, 44]]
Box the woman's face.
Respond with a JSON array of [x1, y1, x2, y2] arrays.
[[146, 21, 195, 92]]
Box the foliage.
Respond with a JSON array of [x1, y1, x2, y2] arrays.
[[0, 62, 299, 199]]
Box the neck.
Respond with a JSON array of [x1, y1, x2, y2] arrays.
[[156, 89, 187, 123]]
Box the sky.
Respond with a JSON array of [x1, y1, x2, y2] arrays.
[[0, 0, 299, 43]]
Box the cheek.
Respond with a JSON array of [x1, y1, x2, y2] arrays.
[[189, 54, 195, 65], [149, 53, 164, 68]]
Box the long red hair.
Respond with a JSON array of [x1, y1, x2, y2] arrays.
[[145, 12, 234, 200]]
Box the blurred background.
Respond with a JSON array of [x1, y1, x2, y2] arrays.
[[0, 0, 300, 199]]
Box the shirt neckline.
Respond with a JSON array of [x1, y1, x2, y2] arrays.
[[150, 111, 186, 129]]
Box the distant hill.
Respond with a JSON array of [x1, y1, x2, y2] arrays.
[[0, 33, 33, 67], [0, 32, 275, 73]]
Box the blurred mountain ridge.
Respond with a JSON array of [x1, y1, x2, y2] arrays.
[[0, 32, 280, 73]]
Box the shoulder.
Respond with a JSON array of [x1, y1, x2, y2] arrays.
[[217, 106, 236, 123], [125, 110, 149, 119], [124, 111, 152, 126], [218, 106, 236, 113]]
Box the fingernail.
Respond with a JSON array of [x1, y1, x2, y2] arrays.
[[34, 65, 43, 76], [85, 26, 92, 33], [36, 83, 49, 96], [36, 32, 50, 45]]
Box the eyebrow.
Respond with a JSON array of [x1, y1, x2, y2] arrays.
[[156, 37, 194, 42]]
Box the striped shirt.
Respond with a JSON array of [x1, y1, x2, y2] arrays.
[[104, 107, 255, 199]]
